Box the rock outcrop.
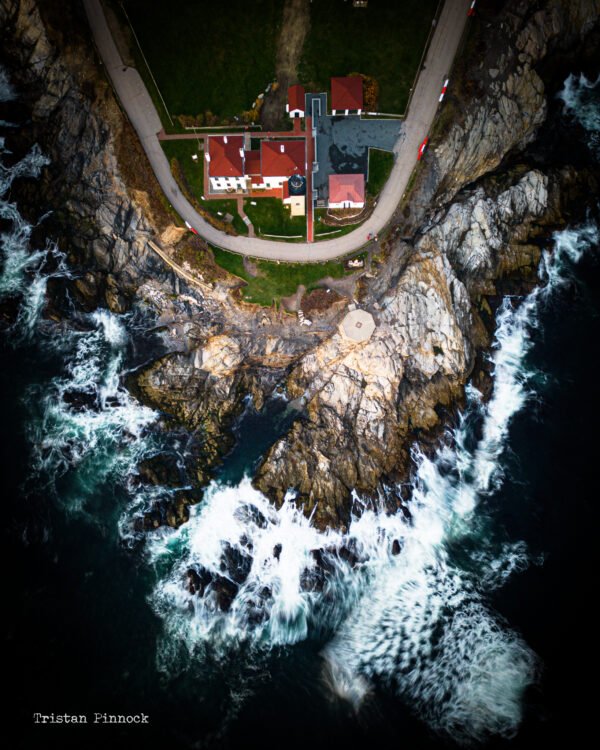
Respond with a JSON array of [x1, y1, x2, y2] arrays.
[[0, 0, 173, 310], [404, 0, 600, 229], [255, 169, 561, 528]]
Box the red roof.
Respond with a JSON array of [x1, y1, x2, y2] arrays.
[[329, 173, 365, 203], [331, 76, 363, 111], [208, 135, 244, 177], [288, 84, 305, 112], [260, 140, 305, 177], [244, 150, 261, 176]]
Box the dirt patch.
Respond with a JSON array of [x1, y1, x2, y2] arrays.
[[300, 288, 343, 314], [280, 284, 306, 313], [260, 0, 310, 131], [243, 257, 262, 278], [160, 224, 187, 246], [320, 274, 360, 300]]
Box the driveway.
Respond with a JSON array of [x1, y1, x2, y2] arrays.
[[314, 114, 403, 200]]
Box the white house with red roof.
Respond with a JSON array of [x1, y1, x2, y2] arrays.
[[286, 84, 305, 118], [331, 76, 363, 115], [205, 135, 246, 191], [328, 173, 365, 209], [251, 140, 306, 190]]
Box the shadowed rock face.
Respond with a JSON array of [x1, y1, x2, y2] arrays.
[[404, 0, 600, 231]]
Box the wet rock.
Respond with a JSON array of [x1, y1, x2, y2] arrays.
[[186, 566, 212, 596], [213, 575, 239, 612], [273, 543, 282, 560], [220, 542, 252, 585], [62, 388, 98, 412], [234, 503, 268, 529], [137, 453, 182, 488], [391, 539, 402, 556], [337, 540, 362, 568]]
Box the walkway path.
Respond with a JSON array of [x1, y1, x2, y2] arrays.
[[84, 0, 473, 262], [236, 197, 255, 237]]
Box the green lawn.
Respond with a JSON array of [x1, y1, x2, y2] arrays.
[[244, 198, 306, 239], [121, 0, 281, 123], [211, 246, 349, 306], [161, 140, 204, 193], [299, 0, 439, 114], [204, 199, 248, 236], [367, 148, 395, 196], [314, 210, 369, 242]]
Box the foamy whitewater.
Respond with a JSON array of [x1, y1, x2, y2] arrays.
[[558, 73, 600, 156], [3, 59, 599, 745], [1, 116, 158, 519], [145, 221, 598, 741]]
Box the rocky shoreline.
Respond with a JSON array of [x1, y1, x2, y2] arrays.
[[1, 0, 599, 531]]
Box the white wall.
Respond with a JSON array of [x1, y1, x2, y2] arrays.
[[209, 176, 247, 191], [252, 176, 287, 190], [328, 200, 364, 209]]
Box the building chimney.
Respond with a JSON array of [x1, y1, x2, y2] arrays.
[[224, 135, 228, 144], [280, 144, 285, 153]]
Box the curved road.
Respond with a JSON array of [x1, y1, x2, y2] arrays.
[[84, 0, 472, 262]]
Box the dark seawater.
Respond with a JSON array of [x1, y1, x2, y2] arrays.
[[2, 69, 599, 750]]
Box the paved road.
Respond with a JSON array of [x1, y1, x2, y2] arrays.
[[84, 0, 473, 262]]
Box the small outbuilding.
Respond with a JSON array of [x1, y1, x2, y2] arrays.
[[331, 76, 363, 115], [287, 84, 306, 118], [328, 173, 365, 209]]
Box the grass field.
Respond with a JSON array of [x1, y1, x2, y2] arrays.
[[299, 0, 439, 114], [243, 198, 306, 238], [211, 247, 349, 306], [122, 0, 281, 122], [161, 140, 204, 192], [367, 149, 395, 196], [314, 210, 368, 242]]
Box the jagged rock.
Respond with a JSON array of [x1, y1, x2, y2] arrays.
[[255, 245, 472, 529], [196, 335, 243, 378], [404, 0, 600, 229], [420, 170, 550, 289]]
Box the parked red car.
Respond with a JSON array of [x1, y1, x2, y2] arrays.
[[418, 137, 429, 161]]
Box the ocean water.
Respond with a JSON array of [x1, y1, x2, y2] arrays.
[[2, 68, 599, 750]]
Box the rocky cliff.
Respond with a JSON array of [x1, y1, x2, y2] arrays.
[[254, 168, 569, 528], [403, 0, 600, 231], [253, 0, 599, 527], [0, 0, 188, 312], [1, 0, 598, 531]]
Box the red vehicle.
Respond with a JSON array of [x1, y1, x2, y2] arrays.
[[439, 78, 450, 102], [468, 0, 477, 16], [185, 220, 199, 235], [417, 137, 429, 161]]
